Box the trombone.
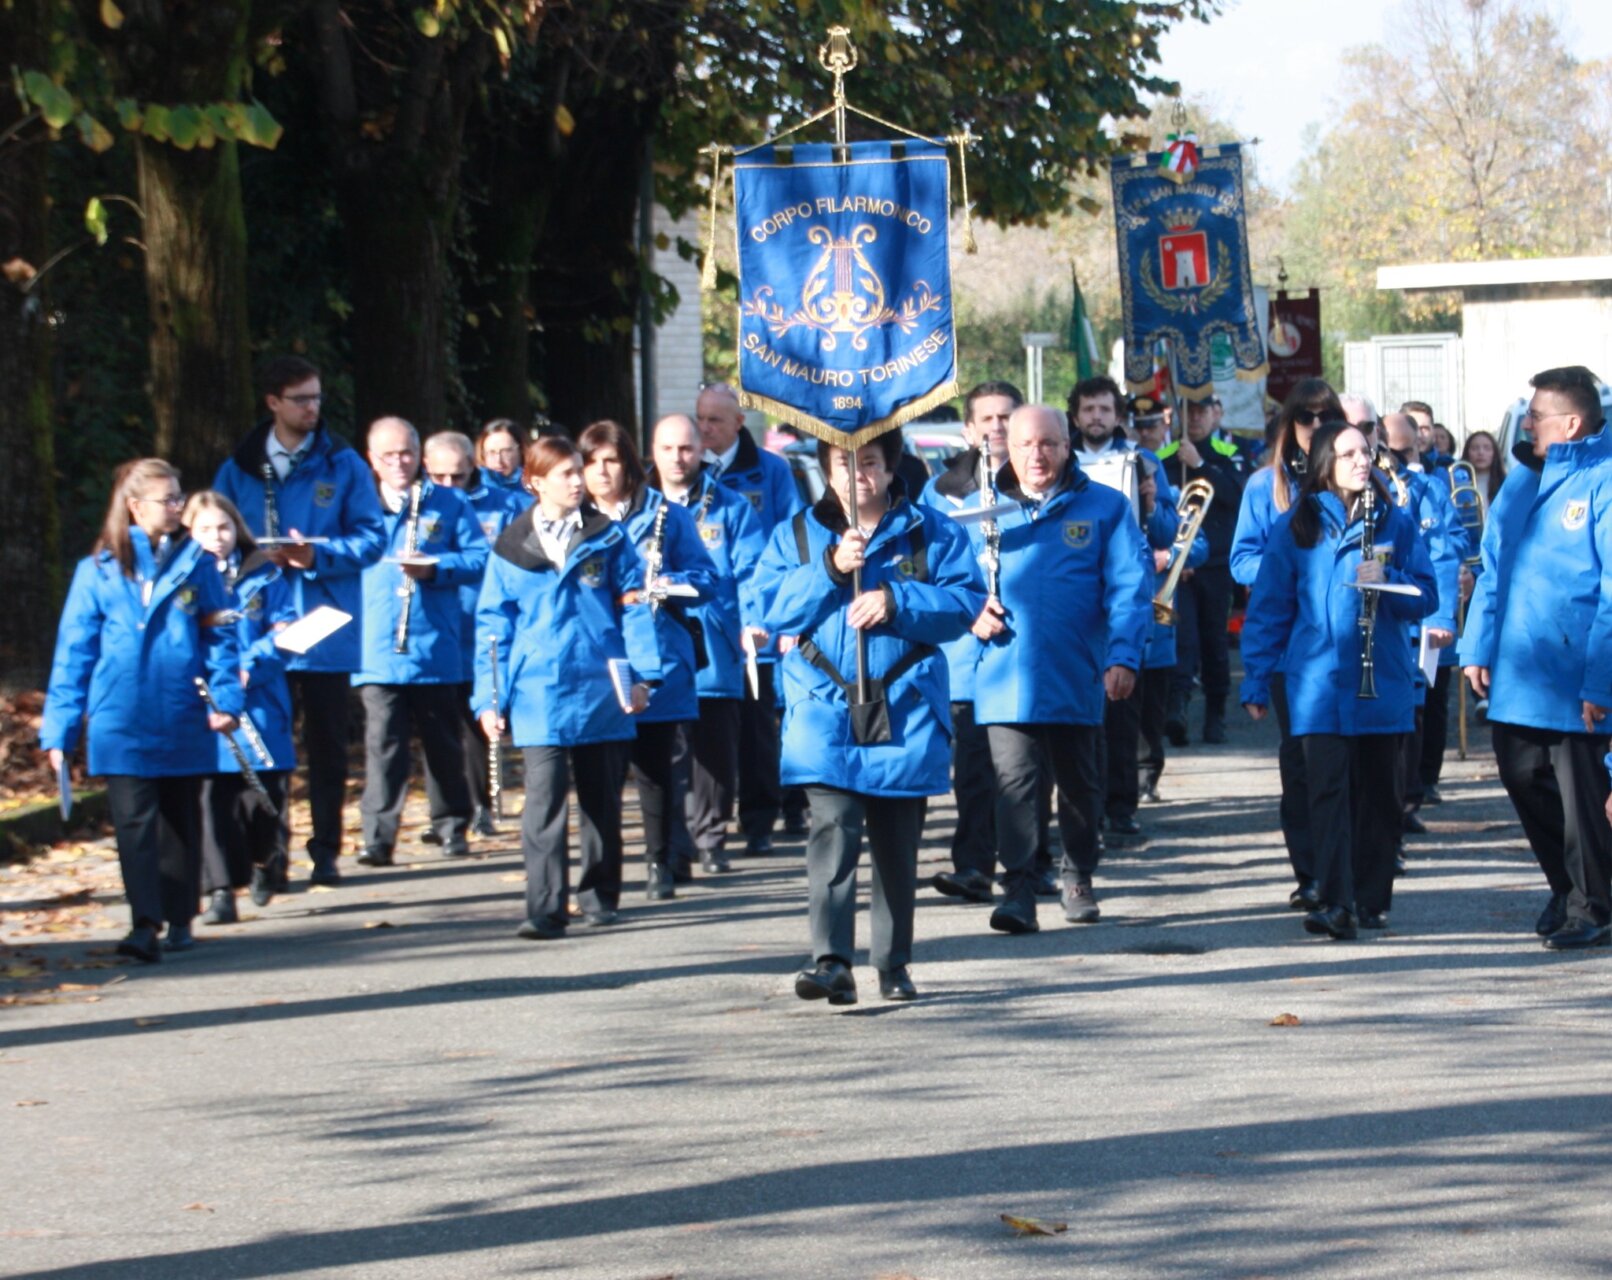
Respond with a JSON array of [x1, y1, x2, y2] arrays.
[[1448, 460, 1488, 759], [1152, 478, 1215, 624]]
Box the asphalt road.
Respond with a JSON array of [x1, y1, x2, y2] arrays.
[[4, 703, 1610, 1279]]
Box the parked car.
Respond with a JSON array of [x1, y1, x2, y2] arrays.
[[1494, 382, 1612, 462]]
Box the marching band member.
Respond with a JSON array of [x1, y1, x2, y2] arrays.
[[353, 418, 488, 868], [973, 405, 1152, 934], [581, 419, 717, 900], [475, 437, 660, 939], [182, 492, 297, 924], [1231, 378, 1344, 910], [422, 430, 528, 837], [920, 380, 1021, 903], [1463, 366, 1612, 949], [43, 460, 245, 962], [477, 419, 530, 498], [695, 383, 804, 854], [647, 413, 768, 879], [754, 428, 983, 1005], [1241, 422, 1436, 939], [214, 356, 386, 886]]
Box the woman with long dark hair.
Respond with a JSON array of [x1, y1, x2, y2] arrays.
[[1460, 429, 1507, 503], [579, 419, 716, 900], [1240, 422, 1437, 938], [42, 460, 245, 961]]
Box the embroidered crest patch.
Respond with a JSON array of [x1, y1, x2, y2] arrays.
[[1563, 500, 1589, 532], [314, 482, 336, 508], [1063, 520, 1092, 550]]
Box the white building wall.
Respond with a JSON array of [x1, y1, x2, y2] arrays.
[[635, 206, 706, 426], [1460, 293, 1612, 438]]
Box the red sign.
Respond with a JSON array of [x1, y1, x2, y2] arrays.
[[1265, 289, 1322, 403], [1159, 231, 1210, 291]]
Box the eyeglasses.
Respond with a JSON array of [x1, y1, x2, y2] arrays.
[[428, 470, 472, 486], [137, 493, 186, 509], [280, 393, 323, 406], [1523, 408, 1569, 425], [1293, 408, 1327, 427]]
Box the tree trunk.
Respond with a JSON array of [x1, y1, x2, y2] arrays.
[[0, 0, 63, 690], [139, 137, 254, 485]]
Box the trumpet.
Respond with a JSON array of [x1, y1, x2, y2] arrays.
[[1449, 460, 1488, 758], [1152, 478, 1214, 624], [1374, 445, 1411, 507]]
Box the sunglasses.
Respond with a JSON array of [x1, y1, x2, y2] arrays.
[[1293, 408, 1330, 427]]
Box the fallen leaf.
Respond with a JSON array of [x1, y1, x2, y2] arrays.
[[1000, 1213, 1067, 1236], [307, 885, 334, 894], [363, 920, 394, 929], [14, 1099, 47, 1107], [497, 873, 524, 883], [1, 965, 38, 979], [181, 1202, 214, 1213], [133, 1017, 166, 1027], [1268, 1013, 1302, 1027], [53, 982, 98, 992]]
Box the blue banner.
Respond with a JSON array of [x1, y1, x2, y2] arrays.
[[734, 139, 958, 447], [1111, 143, 1267, 400]]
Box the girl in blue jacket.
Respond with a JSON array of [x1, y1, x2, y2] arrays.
[[581, 419, 718, 901], [183, 492, 299, 925], [476, 419, 530, 497], [475, 437, 660, 940], [1241, 423, 1437, 939], [754, 429, 984, 1006], [42, 460, 245, 963]]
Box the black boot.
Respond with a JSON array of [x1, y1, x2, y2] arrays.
[[1165, 687, 1189, 747], [1202, 698, 1227, 744], [200, 889, 238, 925]]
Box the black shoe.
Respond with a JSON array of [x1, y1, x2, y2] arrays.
[[932, 870, 995, 904], [1402, 811, 1428, 835], [515, 917, 566, 941], [116, 924, 162, 964], [1202, 714, 1226, 745], [782, 813, 810, 838], [420, 828, 443, 846], [355, 848, 393, 868], [700, 852, 732, 874], [1031, 868, 1061, 898], [164, 922, 197, 953], [878, 966, 918, 1001], [1422, 785, 1443, 806], [745, 833, 774, 856], [1107, 814, 1143, 840], [443, 840, 472, 859], [670, 863, 694, 885], [989, 895, 1040, 935], [1302, 905, 1359, 940], [1394, 853, 1409, 876], [1359, 911, 1390, 930], [581, 908, 619, 927], [249, 862, 276, 908], [1543, 921, 1612, 950], [1288, 880, 1322, 911], [1165, 715, 1189, 748], [1139, 781, 1161, 804], [1062, 881, 1101, 924], [472, 807, 499, 838], [646, 865, 676, 901], [308, 863, 344, 886], [1535, 893, 1569, 938], [796, 959, 857, 1005], [200, 889, 238, 926]]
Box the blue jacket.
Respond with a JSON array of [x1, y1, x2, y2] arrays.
[[619, 487, 720, 725], [1458, 427, 1612, 733], [918, 446, 995, 704], [1392, 464, 1462, 678], [1231, 461, 1304, 587], [972, 458, 1153, 728], [716, 427, 804, 661], [457, 478, 530, 681], [212, 556, 298, 774], [213, 423, 387, 674], [43, 531, 245, 777], [474, 506, 662, 748], [354, 482, 489, 687], [755, 495, 984, 797], [650, 469, 769, 700], [481, 466, 528, 498], [1241, 489, 1437, 735]]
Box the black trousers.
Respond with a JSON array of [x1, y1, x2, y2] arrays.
[[519, 741, 630, 924], [804, 787, 924, 972], [1138, 666, 1171, 791], [285, 671, 356, 869], [1400, 704, 1427, 812], [1299, 733, 1402, 917], [438, 681, 492, 813], [987, 723, 1101, 899], [1492, 723, 1612, 928], [1172, 563, 1233, 710], [200, 771, 290, 893], [106, 774, 202, 929], [949, 700, 997, 877], [1270, 673, 1314, 885], [737, 662, 782, 841], [631, 719, 693, 870], [1102, 686, 1141, 822], [1420, 665, 1454, 788], [686, 696, 741, 856], [359, 683, 471, 854]]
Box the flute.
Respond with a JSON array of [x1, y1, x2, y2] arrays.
[[487, 635, 504, 821], [1357, 483, 1379, 700], [260, 461, 280, 539], [194, 676, 277, 812], [643, 501, 669, 612], [393, 481, 422, 654], [979, 436, 1001, 599]]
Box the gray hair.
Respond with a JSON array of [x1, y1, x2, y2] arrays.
[[367, 416, 420, 450], [424, 430, 475, 464]]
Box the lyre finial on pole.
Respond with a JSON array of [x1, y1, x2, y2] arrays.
[[819, 26, 858, 146]]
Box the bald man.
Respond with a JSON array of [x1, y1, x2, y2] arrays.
[[694, 384, 804, 853]]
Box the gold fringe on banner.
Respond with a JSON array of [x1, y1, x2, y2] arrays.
[[700, 146, 723, 292], [739, 379, 962, 452]]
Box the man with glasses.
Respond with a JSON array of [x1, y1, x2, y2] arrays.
[[215, 356, 386, 887], [1461, 366, 1612, 949]]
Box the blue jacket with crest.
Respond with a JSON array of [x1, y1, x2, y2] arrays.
[[456, 477, 531, 681], [716, 427, 804, 661], [211, 555, 298, 774], [619, 487, 719, 725]]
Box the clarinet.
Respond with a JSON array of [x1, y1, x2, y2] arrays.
[[1357, 482, 1379, 700], [643, 501, 669, 612], [393, 481, 423, 654], [260, 461, 280, 540], [195, 677, 277, 811], [487, 635, 504, 820], [979, 437, 1001, 598]]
